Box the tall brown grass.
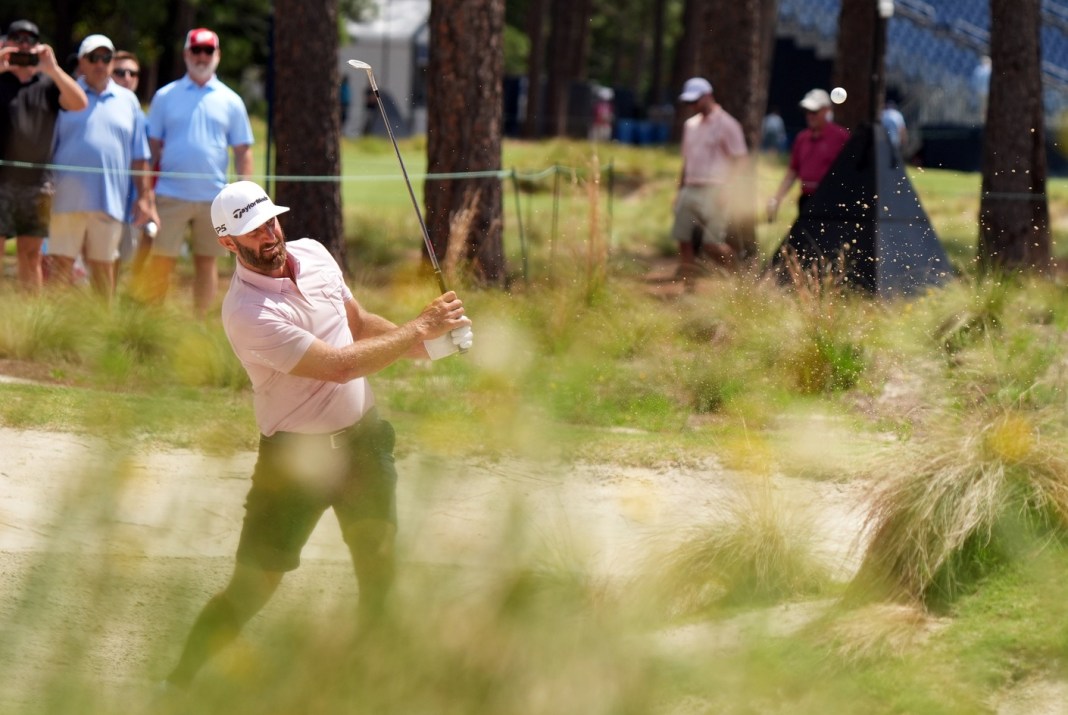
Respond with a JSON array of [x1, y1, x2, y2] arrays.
[[849, 409, 1068, 607], [643, 477, 830, 617]]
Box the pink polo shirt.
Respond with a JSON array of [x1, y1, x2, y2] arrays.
[[680, 106, 748, 186], [221, 238, 374, 436]]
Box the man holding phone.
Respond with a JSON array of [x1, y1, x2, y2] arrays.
[[0, 19, 87, 292]]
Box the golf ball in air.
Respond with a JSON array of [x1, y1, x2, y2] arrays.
[[830, 87, 847, 104]]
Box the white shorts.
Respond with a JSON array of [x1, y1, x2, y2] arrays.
[[152, 195, 226, 258], [671, 184, 728, 245], [48, 211, 123, 262]]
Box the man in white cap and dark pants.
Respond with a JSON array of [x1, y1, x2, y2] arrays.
[[672, 76, 748, 280], [160, 180, 472, 690], [767, 88, 850, 222]]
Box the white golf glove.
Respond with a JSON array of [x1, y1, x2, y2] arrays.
[[451, 324, 474, 351], [423, 323, 474, 360]]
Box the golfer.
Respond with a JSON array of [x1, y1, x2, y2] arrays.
[[162, 180, 472, 689]]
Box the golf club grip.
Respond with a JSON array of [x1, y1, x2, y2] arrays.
[[434, 271, 468, 354]]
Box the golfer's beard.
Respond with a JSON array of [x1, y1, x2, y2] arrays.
[[186, 56, 219, 83], [237, 238, 286, 272]]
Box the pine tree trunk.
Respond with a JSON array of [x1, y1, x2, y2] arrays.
[[426, 0, 506, 285], [832, 0, 884, 130], [670, 0, 708, 141], [544, 0, 592, 137], [272, 0, 345, 270], [705, 0, 774, 261], [523, 0, 547, 138], [978, 0, 1050, 272]]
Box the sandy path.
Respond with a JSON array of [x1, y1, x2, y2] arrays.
[[0, 425, 869, 708]]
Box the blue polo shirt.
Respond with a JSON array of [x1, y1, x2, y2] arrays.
[[148, 75, 254, 202], [51, 78, 150, 222]]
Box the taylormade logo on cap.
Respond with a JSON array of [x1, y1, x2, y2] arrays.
[[211, 181, 290, 237]]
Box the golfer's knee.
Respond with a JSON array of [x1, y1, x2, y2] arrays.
[[346, 520, 396, 555]]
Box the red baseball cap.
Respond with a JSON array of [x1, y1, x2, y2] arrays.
[[184, 28, 219, 50]]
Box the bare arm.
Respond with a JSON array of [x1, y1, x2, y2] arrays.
[[232, 144, 253, 179], [131, 158, 159, 226], [35, 45, 87, 111], [289, 292, 468, 383], [148, 138, 163, 171], [771, 168, 797, 203], [768, 167, 798, 221]]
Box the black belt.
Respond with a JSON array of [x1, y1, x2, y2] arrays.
[[268, 407, 379, 450]]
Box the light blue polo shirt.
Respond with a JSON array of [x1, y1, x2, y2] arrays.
[[148, 75, 254, 202], [51, 78, 150, 222]]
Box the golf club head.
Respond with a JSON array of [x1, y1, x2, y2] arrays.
[[347, 59, 378, 91]]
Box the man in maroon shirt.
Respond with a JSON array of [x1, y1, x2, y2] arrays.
[[766, 88, 850, 222]]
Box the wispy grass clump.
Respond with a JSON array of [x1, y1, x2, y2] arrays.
[[818, 602, 943, 664], [932, 275, 1013, 355], [644, 478, 831, 616], [778, 251, 870, 395], [0, 291, 89, 361], [849, 409, 1068, 608], [921, 277, 1068, 410]]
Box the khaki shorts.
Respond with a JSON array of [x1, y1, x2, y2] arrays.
[[671, 184, 728, 245], [49, 211, 123, 262], [152, 195, 225, 258]]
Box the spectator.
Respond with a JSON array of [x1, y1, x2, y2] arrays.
[[49, 35, 156, 299], [881, 99, 908, 157], [340, 75, 351, 129], [767, 88, 850, 222], [672, 77, 748, 278], [361, 85, 377, 136], [110, 50, 153, 275], [0, 19, 88, 291], [761, 106, 787, 155], [138, 28, 254, 318], [589, 86, 614, 143]]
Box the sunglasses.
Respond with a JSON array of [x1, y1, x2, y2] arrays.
[[85, 52, 113, 64], [189, 46, 215, 56], [112, 68, 139, 78], [8, 32, 37, 44]]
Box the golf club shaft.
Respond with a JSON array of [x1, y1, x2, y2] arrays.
[[364, 71, 448, 295]]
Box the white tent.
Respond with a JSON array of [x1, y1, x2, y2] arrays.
[[339, 0, 430, 137]]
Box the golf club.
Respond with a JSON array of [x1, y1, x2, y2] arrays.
[[347, 59, 448, 293], [348, 59, 469, 354]]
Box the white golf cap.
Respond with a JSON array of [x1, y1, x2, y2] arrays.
[[211, 181, 290, 237], [679, 77, 713, 102], [78, 34, 114, 58], [800, 88, 832, 112]]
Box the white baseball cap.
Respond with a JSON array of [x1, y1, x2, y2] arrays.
[[679, 77, 713, 102], [78, 34, 114, 58], [800, 88, 832, 112], [211, 181, 290, 237]]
